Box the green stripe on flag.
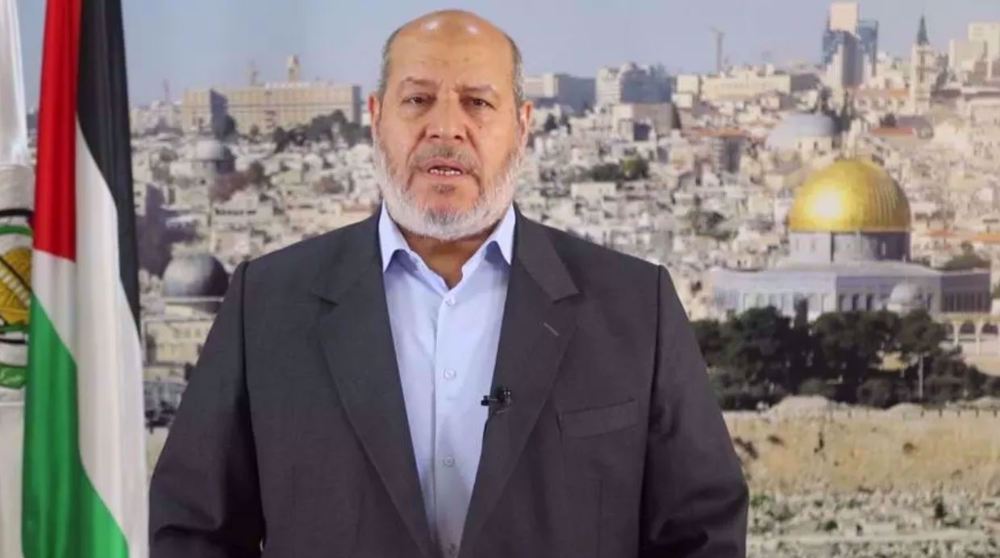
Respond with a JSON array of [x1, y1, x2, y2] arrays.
[[22, 294, 128, 558]]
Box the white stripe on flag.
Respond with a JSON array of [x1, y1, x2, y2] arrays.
[[29, 251, 74, 351], [74, 121, 148, 557]]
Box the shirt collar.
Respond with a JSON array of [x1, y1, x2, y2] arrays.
[[378, 202, 516, 273]]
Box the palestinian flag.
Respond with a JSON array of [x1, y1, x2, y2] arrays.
[[22, 0, 147, 556]]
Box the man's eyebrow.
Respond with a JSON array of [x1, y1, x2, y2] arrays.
[[459, 84, 499, 97], [398, 77, 439, 89]]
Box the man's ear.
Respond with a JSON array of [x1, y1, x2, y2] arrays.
[[368, 93, 381, 140], [519, 100, 534, 146]]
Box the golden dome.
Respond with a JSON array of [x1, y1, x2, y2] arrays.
[[788, 158, 911, 233]]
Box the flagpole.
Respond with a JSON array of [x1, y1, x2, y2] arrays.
[[0, 0, 33, 555]]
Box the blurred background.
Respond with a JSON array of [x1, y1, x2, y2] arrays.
[[8, 0, 1000, 556]]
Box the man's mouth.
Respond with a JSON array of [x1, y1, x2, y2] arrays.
[[427, 166, 464, 176], [421, 158, 469, 177]]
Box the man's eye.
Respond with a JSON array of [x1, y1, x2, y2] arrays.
[[404, 96, 430, 105], [468, 98, 493, 109]]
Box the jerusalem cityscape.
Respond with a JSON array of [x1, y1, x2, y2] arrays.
[[11, 1, 1000, 555]]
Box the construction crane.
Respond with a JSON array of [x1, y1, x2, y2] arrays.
[[710, 27, 725, 74]]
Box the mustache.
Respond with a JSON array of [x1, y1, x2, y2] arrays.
[[410, 145, 480, 176]]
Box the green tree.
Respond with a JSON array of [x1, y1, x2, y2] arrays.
[[856, 377, 897, 408], [810, 311, 898, 398], [797, 377, 837, 399], [720, 306, 794, 389], [330, 109, 347, 128], [588, 162, 622, 181], [708, 366, 778, 410], [272, 127, 290, 153], [693, 319, 725, 367], [542, 113, 559, 133], [621, 156, 649, 180], [245, 161, 266, 186], [306, 114, 335, 142], [897, 309, 947, 360]]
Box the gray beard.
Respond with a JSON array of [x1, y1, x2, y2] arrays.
[[372, 138, 522, 242]]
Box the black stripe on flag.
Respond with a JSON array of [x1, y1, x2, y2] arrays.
[[76, 0, 140, 326]]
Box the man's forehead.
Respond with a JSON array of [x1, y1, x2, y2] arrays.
[[397, 76, 501, 95], [391, 28, 510, 62], [388, 37, 513, 85]]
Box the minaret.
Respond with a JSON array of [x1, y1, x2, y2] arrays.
[[248, 60, 259, 86], [908, 15, 934, 114], [287, 55, 301, 83]]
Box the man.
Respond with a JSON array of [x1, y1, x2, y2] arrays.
[[150, 10, 748, 558]]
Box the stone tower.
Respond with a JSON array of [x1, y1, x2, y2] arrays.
[[908, 16, 935, 114]]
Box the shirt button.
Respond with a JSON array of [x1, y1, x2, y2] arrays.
[[443, 456, 456, 467], [443, 369, 457, 380], [444, 296, 456, 306], [448, 542, 458, 556]]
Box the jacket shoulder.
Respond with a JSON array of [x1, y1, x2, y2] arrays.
[[529, 218, 662, 289], [239, 213, 377, 294]]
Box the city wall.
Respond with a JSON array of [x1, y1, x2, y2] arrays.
[[724, 408, 1000, 493]]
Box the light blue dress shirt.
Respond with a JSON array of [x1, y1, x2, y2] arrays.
[[378, 203, 515, 558]]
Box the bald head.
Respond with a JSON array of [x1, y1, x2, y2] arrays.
[[376, 10, 524, 107]]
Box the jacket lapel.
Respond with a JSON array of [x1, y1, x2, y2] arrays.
[[309, 212, 437, 558], [459, 208, 580, 557]]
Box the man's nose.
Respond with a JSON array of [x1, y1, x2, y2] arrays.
[[426, 97, 467, 142]]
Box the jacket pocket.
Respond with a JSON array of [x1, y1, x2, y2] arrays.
[[558, 398, 638, 438]]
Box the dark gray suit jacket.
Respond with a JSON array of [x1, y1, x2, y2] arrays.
[[149, 207, 748, 558]]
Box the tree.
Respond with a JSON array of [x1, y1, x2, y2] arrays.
[[307, 114, 335, 143], [560, 113, 572, 134], [542, 113, 559, 133], [588, 162, 622, 182], [330, 109, 347, 128], [926, 357, 985, 401], [621, 156, 649, 180], [245, 161, 266, 186], [896, 309, 947, 360], [340, 121, 365, 147], [810, 311, 898, 399], [856, 377, 897, 408], [797, 377, 837, 399], [707, 366, 782, 410], [692, 319, 725, 367], [272, 127, 290, 153], [688, 208, 731, 241], [720, 306, 794, 389]]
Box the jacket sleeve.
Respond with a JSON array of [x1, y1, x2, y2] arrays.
[[149, 261, 265, 557], [639, 265, 749, 557]]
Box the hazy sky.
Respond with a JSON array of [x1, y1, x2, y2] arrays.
[[14, 0, 1000, 107]]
